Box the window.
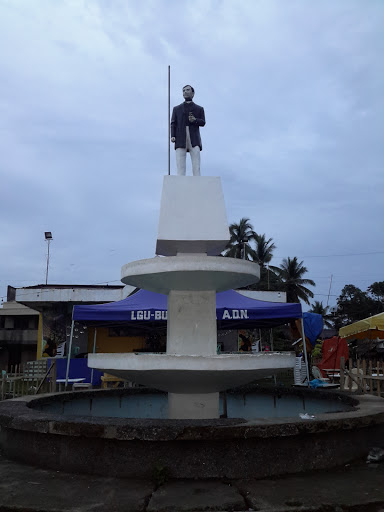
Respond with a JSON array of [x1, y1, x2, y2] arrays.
[[13, 317, 29, 330]]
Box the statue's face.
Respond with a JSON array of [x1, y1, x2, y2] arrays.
[[183, 86, 194, 100]]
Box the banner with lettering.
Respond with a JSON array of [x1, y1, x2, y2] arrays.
[[73, 289, 302, 328]]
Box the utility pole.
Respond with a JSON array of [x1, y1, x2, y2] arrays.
[[168, 65, 171, 175], [242, 237, 248, 260], [326, 274, 333, 307]]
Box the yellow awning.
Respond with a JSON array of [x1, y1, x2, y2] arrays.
[[339, 312, 384, 340]]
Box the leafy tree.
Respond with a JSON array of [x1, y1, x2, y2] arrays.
[[270, 256, 315, 304], [241, 265, 282, 292], [223, 218, 256, 260], [367, 281, 384, 308], [333, 284, 380, 329], [309, 301, 333, 328], [255, 265, 282, 291]]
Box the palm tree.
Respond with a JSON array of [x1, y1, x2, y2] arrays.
[[252, 233, 276, 267], [309, 301, 333, 328], [270, 256, 315, 304], [250, 234, 277, 290], [223, 218, 256, 260]]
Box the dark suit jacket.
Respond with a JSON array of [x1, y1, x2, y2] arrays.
[[171, 102, 205, 151]]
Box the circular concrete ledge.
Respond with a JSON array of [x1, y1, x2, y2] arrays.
[[121, 255, 260, 293], [0, 388, 383, 480], [88, 352, 296, 392]]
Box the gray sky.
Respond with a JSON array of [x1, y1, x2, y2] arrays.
[[1, 0, 383, 311]]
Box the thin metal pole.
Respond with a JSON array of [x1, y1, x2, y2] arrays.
[[45, 239, 50, 285], [326, 274, 333, 307], [65, 314, 75, 391], [300, 318, 311, 386], [168, 65, 170, 175], [90, 328, 97, 385]]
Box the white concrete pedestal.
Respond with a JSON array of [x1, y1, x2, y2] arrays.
[[167, 290, 217, 356], [167, 289, 219, 419], [156, 176, 229, 256], [168, 392, 219, 419]]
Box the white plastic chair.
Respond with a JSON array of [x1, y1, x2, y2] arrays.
[[312, 366, 330, 382]]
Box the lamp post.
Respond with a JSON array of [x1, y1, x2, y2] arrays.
[[45, 232, 53, 285], [241, 237, 248, 260]]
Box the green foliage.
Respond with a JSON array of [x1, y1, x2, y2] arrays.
[[333, 283, 384, 329], [270, 257, 315, 304], [309, 301, 333, 328], [223, 217, 256, 260], [257, 266, 282, 291], [367, 281, 384, 302], [223, 219, 280, 291], [242, 265, 282, 292], [311, 341, 323, 359], [252, 233, 276, 267]]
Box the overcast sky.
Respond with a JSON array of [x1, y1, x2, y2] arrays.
[[0, 0, 383, 311]]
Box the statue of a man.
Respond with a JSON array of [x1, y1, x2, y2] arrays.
[[171, 85, 206, 176]]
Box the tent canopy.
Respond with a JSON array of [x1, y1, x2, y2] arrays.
[[339, 312, 384, 341], [73, 289, 302, 329], [302, 312, 323, 346]]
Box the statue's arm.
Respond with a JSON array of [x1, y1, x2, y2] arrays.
[[170, 107, 177, 138], [193, 107, 205, 127]]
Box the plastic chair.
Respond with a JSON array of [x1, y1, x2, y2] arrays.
[[312, 366, 330, 382]]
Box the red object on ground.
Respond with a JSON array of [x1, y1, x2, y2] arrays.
[[317, 336, 349, 377]]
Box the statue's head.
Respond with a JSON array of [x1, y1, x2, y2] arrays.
[[183, 85, 194, 101]]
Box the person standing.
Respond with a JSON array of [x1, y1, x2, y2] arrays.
[[171, 85, 206, 176]]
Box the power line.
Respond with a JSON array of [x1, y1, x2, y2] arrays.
[[273, 250, 384, 260]]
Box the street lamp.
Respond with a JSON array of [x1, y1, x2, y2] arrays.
[[241, 237, 248, 260], [45, 232, 53, 285]]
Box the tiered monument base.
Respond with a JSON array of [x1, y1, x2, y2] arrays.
[[89, 176, 295, 419]]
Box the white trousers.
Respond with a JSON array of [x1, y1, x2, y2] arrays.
[[175, 126, 201, 176]]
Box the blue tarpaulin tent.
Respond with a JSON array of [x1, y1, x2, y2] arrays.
[[73, 288, 302, 328], [66, 290, 308, 388]]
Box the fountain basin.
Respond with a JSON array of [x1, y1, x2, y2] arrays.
[[88, 352, 296, 392], [32, 387, 355, 419], [121, 255, 260, 293], [1, 387, 383, 479]]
